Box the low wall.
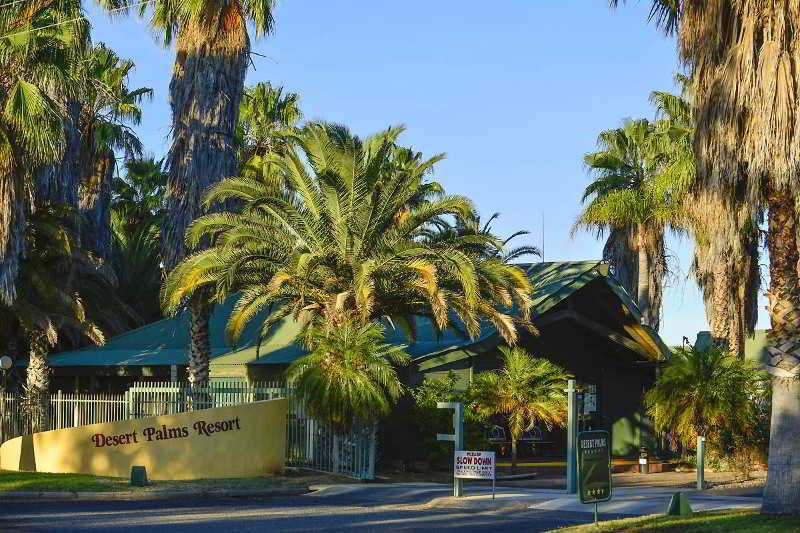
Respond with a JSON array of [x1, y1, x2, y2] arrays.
[[0, 399, 287, 480]]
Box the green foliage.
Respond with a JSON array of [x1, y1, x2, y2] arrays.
[[471, 346, 571, 445], [645, 344, 769, 470], [409, 371, 489, 469], [287, 312, 409, 433], [163, 121, 534, 345]]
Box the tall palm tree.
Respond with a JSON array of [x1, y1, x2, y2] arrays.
[[0, 0, 85, 305], [98, 0, 277, 387], [651, 77, 760, 358], [237, 82, 303, 186], [78, 43, 152, 260], [163, 122, 535, 350], [612, 0, 800, 513], [574, 119, 681, 330], [470, 346, 570, 473]]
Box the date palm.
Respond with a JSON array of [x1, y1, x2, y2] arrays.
[[645, 345, 766, 448], [0, 0, 85, 305], [574, 119, 681, 330], [470, 346, 570, 473], [612, 0, 800, 513], [163, 122, 534, 348], [98, 0, 277, 386], [288, 310, 409, 434]]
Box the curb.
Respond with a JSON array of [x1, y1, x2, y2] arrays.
[[0, 487, 310, 501]]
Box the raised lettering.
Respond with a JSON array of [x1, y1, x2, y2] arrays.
[[91, 434, 106, 447], [143, 427, 156, 441]]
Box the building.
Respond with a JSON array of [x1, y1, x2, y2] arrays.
[[21, 260, 670, 461]]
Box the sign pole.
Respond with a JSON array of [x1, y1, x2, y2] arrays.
[[696, 435, 705, 490], [565, 379, 578, 494], [437, 402, 465, 498], [594, 501, 598, 524], [492, 470, 496, 500]]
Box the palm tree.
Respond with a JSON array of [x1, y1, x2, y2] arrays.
[[112, 157, 168, 234], [470, 346, 570, 473], [644, 345, 766, 484], [650, 76, 761, 358], [98, 0, 277, 387], [612, 0, 800, 513], [0, 206, 107, 432], [78, 43, 152, 260], [574, 119, 682, 330], [288, 310, 409, 434], [163, 122, 535, 351], [237, 82, 303, 186], [0, 0, 85, 305]]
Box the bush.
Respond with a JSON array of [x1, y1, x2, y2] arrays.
[[409, 371, 489, 470]]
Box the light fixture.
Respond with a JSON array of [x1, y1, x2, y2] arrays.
[[0, 356, 12, 370]]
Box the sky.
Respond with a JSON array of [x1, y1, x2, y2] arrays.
[[87, 1, 770, 347]]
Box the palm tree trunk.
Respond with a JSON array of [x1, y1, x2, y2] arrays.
[[188, 295, 211, 389], [79, 149, 115, 260], [162, 14, 249, 384], [0, 166, 25, 306], [636, 226, 651, 326], [762, 188, 800, 514], [710, 261, 732, 351], [35, 100, 80, 210], [23, 333, 50, 434], [511, 438, 518, 475]]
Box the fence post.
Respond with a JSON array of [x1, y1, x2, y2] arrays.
[[366, 424, 377, 480], [56, 390, 62, 429]]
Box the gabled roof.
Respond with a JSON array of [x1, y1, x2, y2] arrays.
[[44, 260, 668, 368]]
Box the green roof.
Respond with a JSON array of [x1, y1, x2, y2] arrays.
[[44, 260, 665, 368]]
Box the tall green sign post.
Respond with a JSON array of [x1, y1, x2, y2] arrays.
[[577, 429, 612, 524]]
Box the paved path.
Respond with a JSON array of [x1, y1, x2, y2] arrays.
[[0, 483, 762, 532]]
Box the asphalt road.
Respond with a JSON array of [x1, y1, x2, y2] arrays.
[[0, 490, 621, 533]]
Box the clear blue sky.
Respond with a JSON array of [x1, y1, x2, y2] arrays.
[[88, 1, 769, 346]]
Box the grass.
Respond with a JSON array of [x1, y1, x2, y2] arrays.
[[0, 469, 349, 493], [550, 509, 800, 532]]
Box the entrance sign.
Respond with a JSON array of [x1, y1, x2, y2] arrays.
[[577, 430, 612, 504], [454, 450, 495, 479], [0, 399, 287, 480]]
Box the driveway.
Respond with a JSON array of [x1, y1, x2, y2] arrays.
[[0, 482, 762, 532]]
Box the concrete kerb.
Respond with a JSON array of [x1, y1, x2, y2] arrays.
[[0, 487, 310, 501]]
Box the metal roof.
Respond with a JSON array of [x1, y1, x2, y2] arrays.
[[42, 260, 664, 368]]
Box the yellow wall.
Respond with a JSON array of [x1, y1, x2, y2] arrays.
[[0, 399, 287, 480]]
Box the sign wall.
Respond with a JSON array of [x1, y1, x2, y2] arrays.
[[0, 399, 287, 480]]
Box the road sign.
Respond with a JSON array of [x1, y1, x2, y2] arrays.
[[577, 430, 612, 504], [454, 450, 495, 479]]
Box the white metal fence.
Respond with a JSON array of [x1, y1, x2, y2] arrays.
[[0, 382, 375, 480]]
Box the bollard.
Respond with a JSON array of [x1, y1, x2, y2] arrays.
[[666, 492, 693, 516], [130, 465, 148, 487]]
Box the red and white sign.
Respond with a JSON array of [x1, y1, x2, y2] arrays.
[[454, 450, 495, 480]]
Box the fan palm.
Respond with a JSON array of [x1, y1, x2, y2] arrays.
[[98, 0, 277, 387], [163, 122, 535, 356], [0, 206, 108, 432], [612, 0, 800, 513], [574, 119, 683, 330], [651, 76, 760, 358], [0, 0, 85, 305], [78, 44, 152, 259], [237, 82, 303, 187], [470, 346, 570, 473]]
